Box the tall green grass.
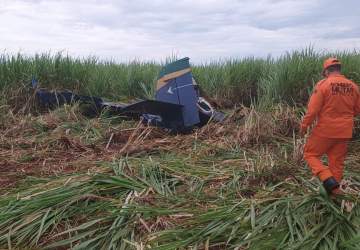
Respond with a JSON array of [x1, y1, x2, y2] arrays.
[[1, 48, 359, 108]]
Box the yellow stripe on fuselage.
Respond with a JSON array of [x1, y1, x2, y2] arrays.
[[156, 68, 192, 90]]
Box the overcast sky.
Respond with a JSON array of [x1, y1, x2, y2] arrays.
[[0, 0, 359, 63]]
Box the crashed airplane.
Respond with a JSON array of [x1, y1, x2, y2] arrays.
[[35, 57, 225, 132]]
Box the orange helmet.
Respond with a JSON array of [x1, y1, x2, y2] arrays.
[[323, 57, 341, 71]]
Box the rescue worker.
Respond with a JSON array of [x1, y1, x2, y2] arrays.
[[301, 58, 360, 195]]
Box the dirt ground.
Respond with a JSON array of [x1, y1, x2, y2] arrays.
[[0, 113, 177, 192]]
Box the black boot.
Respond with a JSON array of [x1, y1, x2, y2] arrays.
[[323, 177, 339, 194]]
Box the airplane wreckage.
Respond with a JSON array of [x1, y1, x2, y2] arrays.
[[35, 57, 225, 132]]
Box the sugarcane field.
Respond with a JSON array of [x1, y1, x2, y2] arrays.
[[1, 1, 360, 249], [0, 49, 359, 249]]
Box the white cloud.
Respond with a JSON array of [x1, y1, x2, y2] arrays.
[[0, 0, 359, 63]]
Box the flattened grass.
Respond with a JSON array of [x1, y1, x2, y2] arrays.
[[0, 104, 360, 249], [1, 48, 360, 249]]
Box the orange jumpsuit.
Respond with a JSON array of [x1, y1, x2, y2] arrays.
[[301, 73, 360, 182]]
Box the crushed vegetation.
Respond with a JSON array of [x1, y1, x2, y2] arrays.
[[1, 102, 360, 249], [1, 48, 360, 249]]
